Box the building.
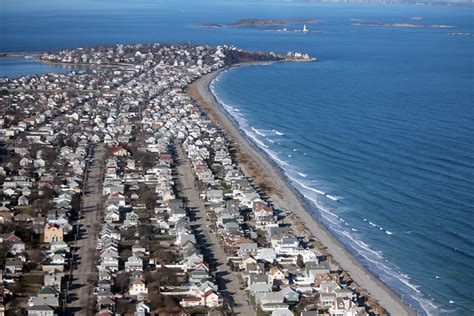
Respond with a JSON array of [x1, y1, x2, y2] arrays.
[[43, 224, 64, 243]]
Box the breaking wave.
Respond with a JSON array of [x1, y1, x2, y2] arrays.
[[210, 72, 439, 316]]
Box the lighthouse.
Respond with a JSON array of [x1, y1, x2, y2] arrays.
[[303, 24, 309, 32]]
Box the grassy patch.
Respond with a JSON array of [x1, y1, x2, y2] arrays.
[[21, 274, 43, 285]]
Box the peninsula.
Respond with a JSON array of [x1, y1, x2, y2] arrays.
[[0, 44, 413, 315]]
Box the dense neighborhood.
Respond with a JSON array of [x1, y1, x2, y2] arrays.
[[0, 44, 385, 315]]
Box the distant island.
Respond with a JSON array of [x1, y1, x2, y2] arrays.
[[353, 22, 455, 28], [197, 18, 319, 28], [287, 0, 473, 6]]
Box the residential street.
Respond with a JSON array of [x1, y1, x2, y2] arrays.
[[175, 144, 255, 315], [67, 143, 105, 314]]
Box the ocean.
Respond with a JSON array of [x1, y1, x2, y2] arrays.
[[1, 1, 473, 314]]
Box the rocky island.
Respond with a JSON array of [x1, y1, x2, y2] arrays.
[[353, 21, 455, 28], [198, 18, 319, 28]]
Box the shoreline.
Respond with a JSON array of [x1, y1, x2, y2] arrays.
[[187, 64, 417, 316]]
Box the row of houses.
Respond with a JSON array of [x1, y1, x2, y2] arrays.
[[179, 99, 369, 316]]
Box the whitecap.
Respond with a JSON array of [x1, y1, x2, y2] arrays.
[[326, 194, 339, 201], [385, 230, 393, 235], [449, 300, 455, 304], [251, 127, 266, 136], [352, 228, 358, 232], [273, 129, 285, 136], [298, 172, 307, 177], [289, 176, 326, 196]]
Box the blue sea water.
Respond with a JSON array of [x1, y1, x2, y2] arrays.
[[1, 1, 473, 314], [0, 58, 83, 78]]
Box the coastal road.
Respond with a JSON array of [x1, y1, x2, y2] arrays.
[[175, 143, 255, 316], [67, 143, 105, 314]]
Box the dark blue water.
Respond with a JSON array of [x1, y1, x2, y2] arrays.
[[2, 1, 473, 314], [0, 58, 83, 78]]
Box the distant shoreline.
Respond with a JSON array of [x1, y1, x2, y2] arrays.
[[187, 63, 417, 316]]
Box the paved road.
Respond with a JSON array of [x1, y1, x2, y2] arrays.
[[67, 143, 105, 314], [175, 144, 255, 315]]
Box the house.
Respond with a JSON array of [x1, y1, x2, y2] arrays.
[[50, 240, 70, 253], [258, 291, 287, 312], [129, 279, 148, 297], [28, 286, 60, 307], [132, 244, 147, 257], [125, 255, 143, 272], [134, 301, 151, 316], [272, 308, 293, 316], [110, 146, 128, 157], [180, 289, 222, 308], [5, 259, 23, 274], [27, 305, 55, 316], [98, 280, 113, 293], [280, 287, 300, 304], [43, 224, 64, 243], [9, 239, 26, 254], [203, 289, 222, 307], [206, 189, 223, 204], [124, 211, 139, 227], [104, 210, 120, 223], [267, 266, 286, 285], [44, 270, 64, 291]]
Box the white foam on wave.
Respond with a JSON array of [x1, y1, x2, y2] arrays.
[[290, 176, 327, 196], [267, 138, 275, 143], [326, 194, 340, 201], [210, 74, 437, 316], [290, 176, 435, 314], [386, 230, 393, 235], [298, 172, 307, 178], [251, 127, 267, 137]]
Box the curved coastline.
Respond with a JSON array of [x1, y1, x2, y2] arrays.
[[187, 64, 417, 316]]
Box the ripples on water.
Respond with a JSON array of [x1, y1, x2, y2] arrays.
[[211, 50, 474, 314]]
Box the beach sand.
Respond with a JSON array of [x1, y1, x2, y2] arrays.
[[187, 65, 417, 316]]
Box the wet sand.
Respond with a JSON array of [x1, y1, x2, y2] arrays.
[[187, 64, 417, 316]]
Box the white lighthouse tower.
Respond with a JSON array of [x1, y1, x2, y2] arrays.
[[303, 24, 309, 32]]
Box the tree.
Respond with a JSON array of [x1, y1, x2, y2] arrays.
[[115, 272, 130, 293], [296, 254, 305, 269]]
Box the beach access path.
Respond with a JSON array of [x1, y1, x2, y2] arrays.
[[187, 66, 417, 316], [175, 143, 255, 315]]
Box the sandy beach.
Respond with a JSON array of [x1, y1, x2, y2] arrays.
[[187, 65, 417, 316]]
